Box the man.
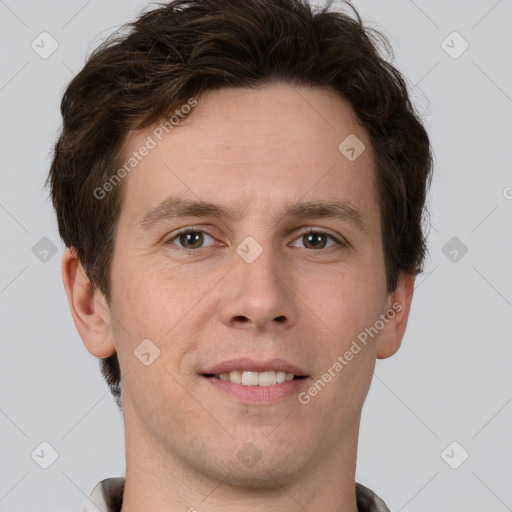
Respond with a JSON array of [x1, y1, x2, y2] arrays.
[[47, 0, 433, 510]]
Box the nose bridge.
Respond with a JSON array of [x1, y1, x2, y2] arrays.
[[219, 232, 298, 330], [235, 234, 284, 298]]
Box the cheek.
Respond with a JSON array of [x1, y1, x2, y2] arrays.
[[306, 278, 379, 406], [305, 264, 386, 342], [111, 259, 184, 332], [109, 261, 212, 378], [122, 360, 211, 453], [305, 262, 384, 410]]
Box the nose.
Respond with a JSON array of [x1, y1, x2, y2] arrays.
[[218, 241, 299, 333]]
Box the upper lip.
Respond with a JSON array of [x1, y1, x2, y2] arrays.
[[202, 358, 308, 377]]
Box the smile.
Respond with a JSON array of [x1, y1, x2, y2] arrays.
[[201, 358, 309, 403]]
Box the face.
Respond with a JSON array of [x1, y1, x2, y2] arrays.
[[80, 84, 412, 487]]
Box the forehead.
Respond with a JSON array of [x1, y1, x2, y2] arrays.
[[118, 84, 379, 231]]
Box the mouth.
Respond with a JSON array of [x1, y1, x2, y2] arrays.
[[200, 358, 309, 403]]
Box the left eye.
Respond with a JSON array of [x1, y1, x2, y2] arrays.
[[290, 230, 341, 250], [165, 229, 342, 251]]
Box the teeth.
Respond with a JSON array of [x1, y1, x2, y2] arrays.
[[276, 371, 286, 383], [241, 371, 259, 386], [216, 370, 297, 385], [229, 370, 242, 384], [258, 371, 276, 386]]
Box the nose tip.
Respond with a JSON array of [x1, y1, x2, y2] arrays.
[[219, 258, 298, 332]]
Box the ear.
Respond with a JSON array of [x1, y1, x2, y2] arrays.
[[376, 272, 416, 359], [61, 247, 116, 358]]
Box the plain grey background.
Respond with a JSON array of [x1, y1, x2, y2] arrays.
[[1, 0, 511, 511]]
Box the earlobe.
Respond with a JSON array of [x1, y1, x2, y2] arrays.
[[376, 272, 416, 359], [61, 247, 117, 358]]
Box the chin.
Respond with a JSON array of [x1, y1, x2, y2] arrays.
[[214, 441, 313, 490], [221, 461, 305, 490]]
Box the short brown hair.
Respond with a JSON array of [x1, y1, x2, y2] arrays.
[[47, 0, 433, 410]]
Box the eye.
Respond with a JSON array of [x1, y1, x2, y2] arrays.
[[290, 229, 344, 250], [164, 228, 345, 253], [165, 229, 217, 250]]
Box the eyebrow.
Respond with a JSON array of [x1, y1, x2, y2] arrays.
[[139, 195, 368, 233]]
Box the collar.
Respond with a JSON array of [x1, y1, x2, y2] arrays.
[[83, 477, 391, 512]]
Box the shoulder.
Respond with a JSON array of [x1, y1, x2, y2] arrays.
[[355, 482, 391, 512], [83, 477, 125, 512]]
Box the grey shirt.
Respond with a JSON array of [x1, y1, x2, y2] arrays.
[[83, 477, 391, 511]]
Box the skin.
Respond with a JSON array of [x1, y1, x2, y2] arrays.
[[62, 83, 415, 512]]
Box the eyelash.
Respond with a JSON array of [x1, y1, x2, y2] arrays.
[[164, 228, 345, 253]]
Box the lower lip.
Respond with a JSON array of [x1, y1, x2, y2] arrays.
[[202, 376, 309, 404]]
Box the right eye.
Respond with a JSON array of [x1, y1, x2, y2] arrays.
[[164, 229, 218, 251]]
